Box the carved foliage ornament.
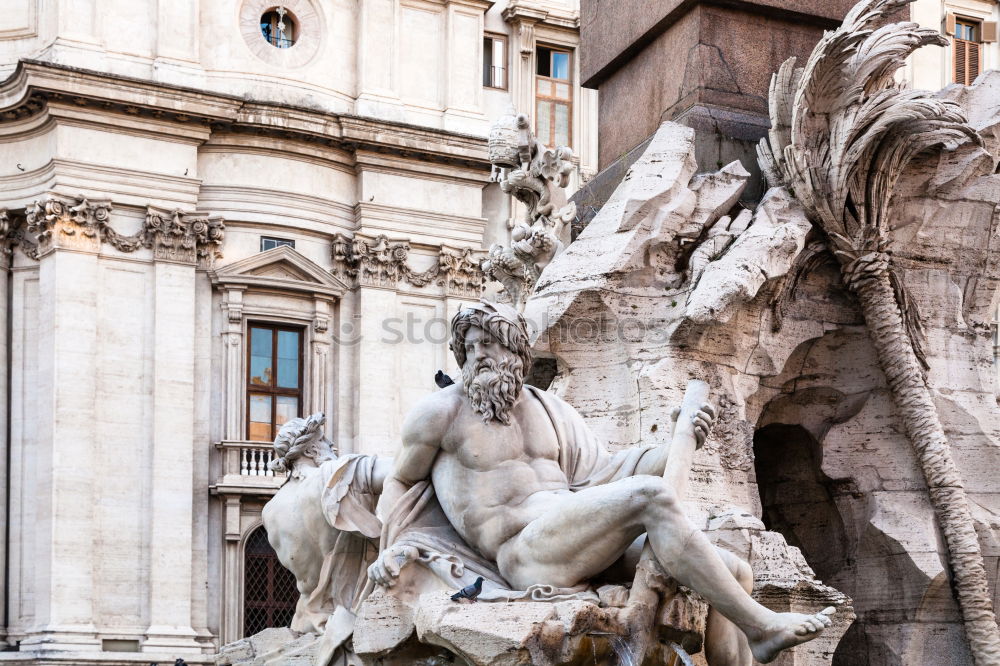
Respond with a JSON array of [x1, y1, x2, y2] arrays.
[[144, 207, 225, 264], [331, 233, 484, 297], [19, 196, 225, 265]]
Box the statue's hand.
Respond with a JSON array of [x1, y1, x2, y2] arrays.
[[368, 544, 419, 588], [670, 402, 716, 449]]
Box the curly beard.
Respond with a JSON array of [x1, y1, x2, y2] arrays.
[[461, 355, 524, 425]]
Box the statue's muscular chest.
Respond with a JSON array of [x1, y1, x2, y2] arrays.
[[441, 397, 560, 470]]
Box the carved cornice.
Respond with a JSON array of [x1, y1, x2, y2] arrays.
[[502, 1, 580, 31], [332, 233, 485, 296], [14, 196, 225, 264], [0, 61, 491, 173]]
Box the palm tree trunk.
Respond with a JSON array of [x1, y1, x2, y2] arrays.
[[844, 251, 1000, 664]]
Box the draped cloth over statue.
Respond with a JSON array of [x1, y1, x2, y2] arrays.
[[265, 453, 385, 636], [357, 385, 660, 606]]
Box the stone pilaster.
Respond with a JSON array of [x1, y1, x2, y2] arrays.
[[18, 198, 102, 651], [0, 212, 13, 650], [142, 219, 214, 655], [221, 496, 243, 645], [353, 285, 399, 456], [308, 297, 335, 431], [220, 286, 246, 441]]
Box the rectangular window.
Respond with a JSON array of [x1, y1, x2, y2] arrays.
[[953, 17, 983, 85], [261, 237, 295, 252], [247, 324, 303, 441], [483, 35, 507, 89], [535, 46, 572, 148]]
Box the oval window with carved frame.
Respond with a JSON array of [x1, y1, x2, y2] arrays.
[[239, 0, 321, 67]]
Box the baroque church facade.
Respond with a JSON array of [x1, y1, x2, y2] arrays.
[[0, 0, 597, 659]]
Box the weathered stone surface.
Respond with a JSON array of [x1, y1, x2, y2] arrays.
[[213, 627, 319, 666], [353, 587, 419, 658], [686, 187, 811, 324], [527, 9, 1000, 664], [414, 593, 560, 665]]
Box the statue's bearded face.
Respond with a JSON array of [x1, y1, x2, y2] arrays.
[[460, 325, 525, 426]]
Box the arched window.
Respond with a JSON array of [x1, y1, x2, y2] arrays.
[[243, 527, 297, 637]]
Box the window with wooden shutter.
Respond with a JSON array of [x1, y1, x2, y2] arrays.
[[953, 18, 983, 85]]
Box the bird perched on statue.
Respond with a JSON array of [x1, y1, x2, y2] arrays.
[[450, 576, 484, 602], [435, 370, 455, 388]]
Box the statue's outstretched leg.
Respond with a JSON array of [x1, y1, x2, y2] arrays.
[[704, 550, 753, 666], [497, 475, 833, 664]]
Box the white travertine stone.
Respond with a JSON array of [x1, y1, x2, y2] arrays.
[[685, 187, 812, 325], [414, 592, 560, 666], [144, 260, 201, 654], [19, 221, 102, 652], [757, 0, 1000, 661], [682, 160, 751, 240]]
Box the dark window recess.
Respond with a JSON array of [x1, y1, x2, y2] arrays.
[[483, 35, 507, 89], [243, 527, 297, 637], [261, 237, 295, 252], [260, 8, 296, 48], [247, 324, 303, 442]]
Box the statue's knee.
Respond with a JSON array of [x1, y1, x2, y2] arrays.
[[734, 558, 753, 590], [632, 476, 680, 512]]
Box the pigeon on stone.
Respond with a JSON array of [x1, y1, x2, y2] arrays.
[[435, 370, 455, 388], [174, 660, 188, 666], [450, 576, 484, 602]]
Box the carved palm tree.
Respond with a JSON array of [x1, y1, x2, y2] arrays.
[[757, 0, 1000, 662]]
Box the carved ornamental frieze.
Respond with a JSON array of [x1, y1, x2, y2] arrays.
[[9, 196, 225, 265], [331, 232, 485, 297]]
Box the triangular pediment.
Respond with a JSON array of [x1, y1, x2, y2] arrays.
[[210, 245, 348, 297], [247, 262, 312, 282]]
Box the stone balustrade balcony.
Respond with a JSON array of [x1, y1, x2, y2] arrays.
[[213, 440, 287, 496]]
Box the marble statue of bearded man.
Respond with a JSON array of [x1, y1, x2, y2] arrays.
[[366, 300, 834, 665], [261, 413, 391, 659]]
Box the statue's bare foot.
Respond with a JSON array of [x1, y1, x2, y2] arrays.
[[748, 607, 835, 663]]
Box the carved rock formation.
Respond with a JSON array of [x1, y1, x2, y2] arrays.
[[757, 0, 1000, 661]]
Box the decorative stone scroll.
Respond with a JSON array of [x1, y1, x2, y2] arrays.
[[17, 196, 225, 265], [331, 232, 485, 296]]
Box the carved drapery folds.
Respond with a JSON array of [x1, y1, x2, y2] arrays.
[[14, 196, 225, 265], [331, 233, 484, 297]]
